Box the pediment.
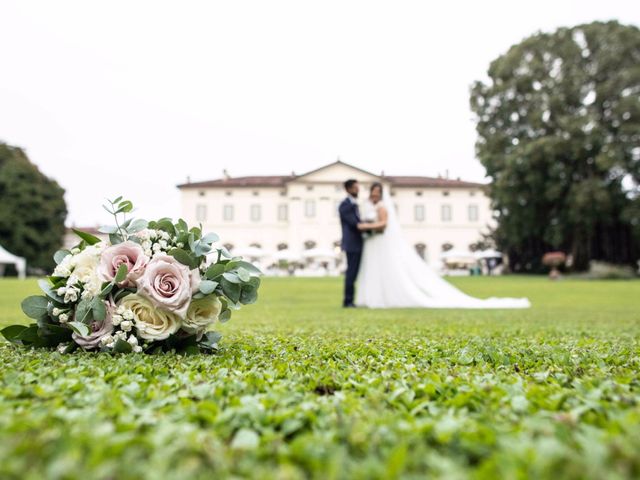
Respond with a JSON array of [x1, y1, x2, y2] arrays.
[[292, 161, 382, 184]]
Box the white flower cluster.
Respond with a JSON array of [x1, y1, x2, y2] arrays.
[[99, 329, 143, 353], [51, 307, 70, 324], [136, 229, 175, 258], [52, 243, 105, 304]]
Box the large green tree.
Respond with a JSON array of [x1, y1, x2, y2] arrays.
[[471, 21, 640, 272], [0, 143, 67, 271]]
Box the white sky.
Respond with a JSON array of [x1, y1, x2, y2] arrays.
[[1, 1, 638, 226]]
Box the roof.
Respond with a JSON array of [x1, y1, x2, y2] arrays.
[[178, 175, 295, 189], [178, 161, 485, 189], [382, 176, 484, 188]]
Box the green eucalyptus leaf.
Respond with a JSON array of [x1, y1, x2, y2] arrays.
[[98, 225, 119, 234], [222, 272, 241, 284], [201, 232, 219, 244], [21, 296, 50, 320], [206, 263, 226, 279], [53, 249, 71, 265], [68, 321, 90, 337], [199, 280, 218, 295], [169, 248, 197, 268], [127, 218, 148, 234], [91, 298, 107, 321]]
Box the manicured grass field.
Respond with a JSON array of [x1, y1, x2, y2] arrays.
[[1, 276, 639, 479]]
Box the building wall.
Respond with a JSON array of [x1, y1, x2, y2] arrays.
[[180, 165, 494, 266]]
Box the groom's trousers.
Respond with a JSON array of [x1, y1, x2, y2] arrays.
[[344, 250, 362, 306]]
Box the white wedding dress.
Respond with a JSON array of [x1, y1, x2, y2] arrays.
[[355, 197, 530, 309]]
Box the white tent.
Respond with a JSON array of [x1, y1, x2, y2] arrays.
[[0, 245, 26, 279], [440, 249, 477, 265]]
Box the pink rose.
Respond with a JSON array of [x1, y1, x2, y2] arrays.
[[136, 254, 194, 318], [98, 241, 149, 287], [72, 301, 114, 350]]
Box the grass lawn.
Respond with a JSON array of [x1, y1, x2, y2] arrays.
[[1, 276, 639, 479]]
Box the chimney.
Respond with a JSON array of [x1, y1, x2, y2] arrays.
[[223, 169, 231, 180], [186, 176, 191, 184], [445, 169, 449, 179]]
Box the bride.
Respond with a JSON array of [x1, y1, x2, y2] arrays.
[[355, 182, 530, 309]]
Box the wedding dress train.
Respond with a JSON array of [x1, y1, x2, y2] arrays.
[[355, 197, 530, 309]]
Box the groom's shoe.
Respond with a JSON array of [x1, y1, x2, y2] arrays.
[[343, 303, 357, 308]]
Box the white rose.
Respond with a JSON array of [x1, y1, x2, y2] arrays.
[[73, 246, 102, 297], [118, 294, 181, 341], [182, 296, 222, 336]]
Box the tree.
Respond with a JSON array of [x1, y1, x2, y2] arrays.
[[470, 21, 640, 272], [0, 143, 67, 271]]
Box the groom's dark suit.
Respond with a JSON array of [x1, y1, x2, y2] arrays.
[[339, 196, 363, 307]]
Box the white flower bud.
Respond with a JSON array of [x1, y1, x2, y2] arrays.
[[100, 335, 113, 346], [120, 320, 133, 332], [127, 335, 138, 346], [112, 314, 122, 326], [52, 308, 61, 316], [122, 309, 134, 321], [133, 345, 143, 353], [57, 287, 67, 296], [59, 313, 69, 323], [57, 343, 68, 354]]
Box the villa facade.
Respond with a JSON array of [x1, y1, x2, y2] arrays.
[[178, 161, 493, 265]]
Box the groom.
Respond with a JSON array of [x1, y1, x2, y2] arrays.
[[339, 179, 364, 308]]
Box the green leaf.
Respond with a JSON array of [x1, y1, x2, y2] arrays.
[[206, 263, 226, 279], [221, 278, 241, 303], [53, 249, 71, 265], [199, 280, 218, 295], [112, 195, 123, 204], [109, 233, 123, 245], [194, 241, 212, 257], [91, 298, 106, 321], [100, 282, 114, 298], [116, 200, 133, 213], [222, 272, 241, 284], [218, 309, 232, 323], [201, 232, 219, 244], [240, 286, 258, 305], [1, 325, 29, 343], [169, 248, 197, 268], [98, 225, 119, 234], [236, 267, 250, 282], [113, 339, 133, 353], [75, 298, 93, 324], [127, 218, 148, 234], [156, 219, 176, 236], [68, 321, 90, 337], [16, 325, 40, 344], [38, 279, 64, 303], [114, 263, 128, 283], [177, 218, 188, 232], [21, 296, 50, 320], [72, 228, 101, 245]]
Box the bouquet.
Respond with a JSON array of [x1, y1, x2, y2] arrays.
[[1, 197, 261, 354]]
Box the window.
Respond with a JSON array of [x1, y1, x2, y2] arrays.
[[304, 199, 316, 218], [441, 204, 452, 222], [442, 191, 450, 196], [414, 205, 425, 222], [278, 204, 288, 221], [195, 204, 207, 222], [250, 204, 261, 222], [198, 191, 205, 197], [252, 191, 260, 196], [223, 204, 234, 221], [415, 243, 427, 260], [277, 243, 288, 251], [304, 240, 317, 250], [468, 204, 479, 222]]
